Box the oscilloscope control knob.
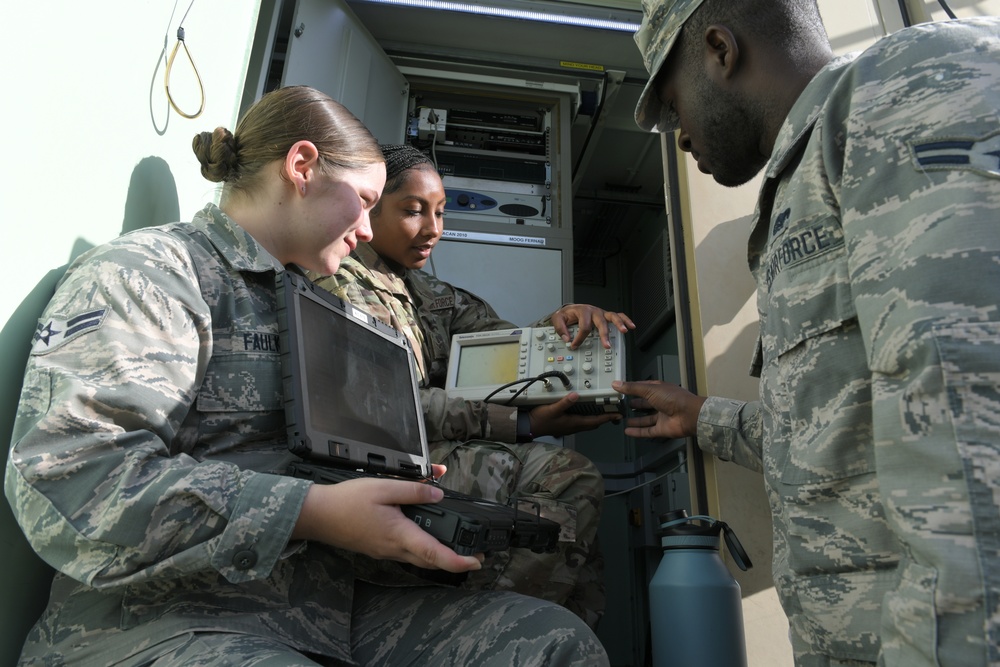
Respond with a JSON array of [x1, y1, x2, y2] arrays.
[[582, 362, 594, 374], [562, 364, 574, 375]]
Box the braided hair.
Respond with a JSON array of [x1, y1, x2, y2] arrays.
[[382, 144, 433, 182], [373, 144, 437, 215]]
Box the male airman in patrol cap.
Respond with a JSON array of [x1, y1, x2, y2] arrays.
[[618, 1, 1000, 665]]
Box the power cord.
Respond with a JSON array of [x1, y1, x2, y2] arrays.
[[898, 0, 958, 26], [604, 456, 686, 499], [164, 0, 205, 119], [427, 109, 441, 172], [936, 0, 958, 19]]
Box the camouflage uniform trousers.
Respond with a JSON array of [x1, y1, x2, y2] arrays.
[[115, 582, 608, 666], [790, 629, 877, 667], [792, 656, 875, 667], [429, 438, 606, 629]]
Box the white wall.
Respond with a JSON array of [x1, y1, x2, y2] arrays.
[[0, 0, 262, 324]]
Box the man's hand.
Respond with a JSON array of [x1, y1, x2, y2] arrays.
[[549, 304, 636, 349], [612, 379, 705, 440]]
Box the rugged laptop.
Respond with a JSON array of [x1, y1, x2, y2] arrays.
[[276, 269, 559, 556]]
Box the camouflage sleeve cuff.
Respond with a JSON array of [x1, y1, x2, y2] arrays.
[[695, 396, 765, 472], [487, 403, 518, 443], [210, 472, 312, 583]]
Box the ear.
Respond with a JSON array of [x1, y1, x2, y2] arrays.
[[284, 140, 321, 196], [703, 25, 740, 81]]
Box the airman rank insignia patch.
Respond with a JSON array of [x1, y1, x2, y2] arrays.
[[910, 131, 1000, 179], [31, 307, 109, 354]]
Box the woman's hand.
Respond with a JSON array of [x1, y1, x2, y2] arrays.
[[527, 392, 622, 438], [292, 468, 483, 573], [549, 304, 635, 349]]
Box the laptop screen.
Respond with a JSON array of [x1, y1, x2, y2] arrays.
[[299, 295, 423, 456], [278, 271, 429, 474]]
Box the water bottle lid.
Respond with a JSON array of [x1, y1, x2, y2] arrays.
[[656, 509, 753, 571]]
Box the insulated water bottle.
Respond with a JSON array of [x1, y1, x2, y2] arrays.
[[649, 509, 753, 667]]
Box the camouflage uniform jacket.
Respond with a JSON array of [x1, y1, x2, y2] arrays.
[[696, 18, 1000, 666], [318, 242, 550, 444], [4, 204, 363, 664]]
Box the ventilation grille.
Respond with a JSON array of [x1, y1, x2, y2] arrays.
[[631, 230, 675, 348]]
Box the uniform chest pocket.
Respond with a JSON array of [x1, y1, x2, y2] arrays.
[[759, 247, 876, 485], [761, 242, 854, 359], [197, 352, 283, 413]]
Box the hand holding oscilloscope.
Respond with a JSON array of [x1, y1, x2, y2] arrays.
[[612, 379, 707, 441], [524, 391, 623, 438]]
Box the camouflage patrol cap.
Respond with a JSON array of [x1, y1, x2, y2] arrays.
[[633, 0, 707, 132]]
